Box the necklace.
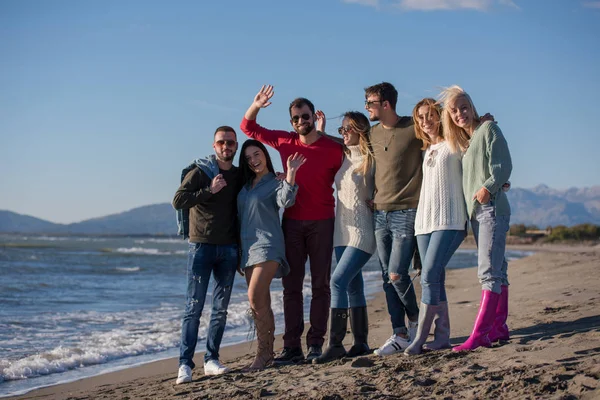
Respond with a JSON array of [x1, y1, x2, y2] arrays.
[[382, 116, 400, 151], [384, 132, 394, 151]]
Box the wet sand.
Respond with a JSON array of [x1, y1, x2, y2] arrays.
[[11, 245, 600, 399]]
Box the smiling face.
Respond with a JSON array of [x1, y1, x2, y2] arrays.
[[244, 145, 268, 177], [339, 117, 360, 146], [290, 104, 316, 136], [416, 105, 441, 142], [364, 94, 384, 122], [448, 95, 476, 130], [213, 130, 237, 162]]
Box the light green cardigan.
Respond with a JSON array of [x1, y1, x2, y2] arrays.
[[462, 121, 512, 218]]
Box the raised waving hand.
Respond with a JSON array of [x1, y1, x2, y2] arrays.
[[315, 110, 326, 133], [253, 85, 274, 109], [285, 152, 307, 186]]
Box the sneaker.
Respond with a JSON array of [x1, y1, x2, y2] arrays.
[[374, 334, 411, 356], [306, 345, 322, 362], [408, 320, 419, 342], [204, 359, 229, 376], [274, 347, 305, 364], [176, 365, 192, 384]]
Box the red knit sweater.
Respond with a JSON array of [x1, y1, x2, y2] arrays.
[[240, 117, 344, 221]]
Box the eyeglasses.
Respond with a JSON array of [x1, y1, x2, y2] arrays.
[[426, 149, 438, 168], [365, 100, 383, 108], [291, 113, 311, 124], [215, 139, 236, 147], [337, 126, 351, 135]]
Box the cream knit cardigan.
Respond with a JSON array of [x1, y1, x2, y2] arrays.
[[415, 141, 468, 235], [333, 145, 376, 254]]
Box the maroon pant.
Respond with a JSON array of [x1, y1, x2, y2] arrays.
[[281, 218, 334, 348]]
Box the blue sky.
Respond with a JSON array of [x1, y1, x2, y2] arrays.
[[1, 0, 599, 224]]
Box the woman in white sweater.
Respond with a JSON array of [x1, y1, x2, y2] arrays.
[[404, 98, 468, 355], [313, 111, 376, 364]]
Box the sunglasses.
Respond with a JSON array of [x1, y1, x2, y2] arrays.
[[337, 126, 351, 135], [291, 113, 311, 124], [365, 100, 383, 108], [215, 139, 236, 147], [426, 149, 438, 168]]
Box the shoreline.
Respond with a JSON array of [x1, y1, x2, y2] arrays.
[[7, 244, 600, 399]]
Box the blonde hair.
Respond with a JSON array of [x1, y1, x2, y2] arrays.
[[438, 85, 479, 153], [342, 111, 374, 178], [412, 98, 443, 150]]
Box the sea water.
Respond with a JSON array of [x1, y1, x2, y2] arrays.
[[0, 233, 531, 397]]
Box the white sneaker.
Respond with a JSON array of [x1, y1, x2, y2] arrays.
[[204, 359, 229, 376], [374, 334, 411, 356], [408, 320, 419, 342], [176, 365, 192, 384]]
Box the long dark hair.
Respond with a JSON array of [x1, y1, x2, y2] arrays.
[[238, 139, 276, 185]]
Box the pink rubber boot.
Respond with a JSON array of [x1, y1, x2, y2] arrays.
[[453, 290, 500, 352], [488, 285, 509, 342]]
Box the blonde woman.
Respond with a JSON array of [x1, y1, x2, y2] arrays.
[[404, 98, 468, 355], [439, 86, 512, 352], [313, 111, 376, 364]]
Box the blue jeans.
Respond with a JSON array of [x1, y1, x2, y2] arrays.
[[179, 242, 238, 369], [330, 246, 372, 309], [471, 203, 510, 294], [416, 229, 466, 305], [374, 209, 420, 335]]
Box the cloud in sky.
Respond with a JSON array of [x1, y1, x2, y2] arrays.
[[342, 0, 521, 11], [582, 1, 600, 8]]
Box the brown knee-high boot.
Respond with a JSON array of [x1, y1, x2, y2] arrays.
[[244, 307, 275, 371]]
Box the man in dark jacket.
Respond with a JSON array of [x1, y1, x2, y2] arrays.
[[172, 126, 242, 384]]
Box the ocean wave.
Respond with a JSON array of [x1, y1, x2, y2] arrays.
[[0, 300, 272, 383], [100, 247, 185, 256], [134, 238, 184, 244], [1, 243, 60, 249], [115, 267, 141, 272]]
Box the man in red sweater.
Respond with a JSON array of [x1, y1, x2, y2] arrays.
[[241, 85, 344, 363]]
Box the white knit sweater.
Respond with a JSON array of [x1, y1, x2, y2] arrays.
[[415, 141, 468, 235], [333, 145, 376, 254]]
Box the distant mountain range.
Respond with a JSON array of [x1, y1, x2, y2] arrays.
[[1, 185, 599, 235]]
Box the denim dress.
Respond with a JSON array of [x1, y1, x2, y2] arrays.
[[237, 172, 298, 278]]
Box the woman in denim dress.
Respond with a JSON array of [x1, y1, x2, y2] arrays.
[[439, 86, 513, 352], [237, 139, 306, 370]]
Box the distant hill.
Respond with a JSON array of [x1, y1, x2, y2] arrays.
[[0, 204, 175, 235], [1, 185, 599, 235], [66, 204, 175, 235], [0, 211, 66, 234], [507, 185, 600, 227]]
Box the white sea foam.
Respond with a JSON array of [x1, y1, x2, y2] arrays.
[[0, 298, 268, 383], [134, 238, 183, 244], [114, 247, 171, 255], [115, 267, 141, 272]]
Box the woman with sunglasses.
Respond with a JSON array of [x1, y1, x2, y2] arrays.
[[312, 111, 376, 364], [403, 98, 468, 355], [237, 139, 306, 370], [438, 86, 512, 352]]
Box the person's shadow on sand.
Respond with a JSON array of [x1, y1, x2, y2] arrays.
[[511, 314, 600, 344], [450, 315, 600, 350]]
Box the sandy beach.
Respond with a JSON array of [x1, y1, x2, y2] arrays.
[[11, 245, 600, 400]]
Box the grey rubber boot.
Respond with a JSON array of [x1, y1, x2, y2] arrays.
[[313, 309, 348, 364], [346, 306, 370, 357], [423, 301, 452, 351], [404, 303, 439, 355]]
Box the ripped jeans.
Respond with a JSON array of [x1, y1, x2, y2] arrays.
[[374, 209, 420, 335], [179, 242, 237, 368]]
